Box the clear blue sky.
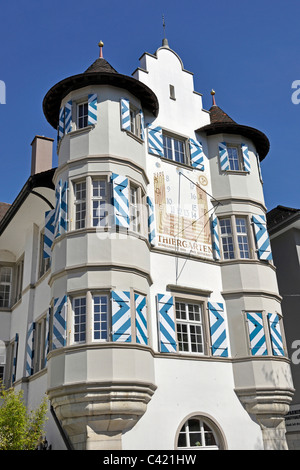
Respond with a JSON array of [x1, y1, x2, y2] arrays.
[[0, 0, 299, 212]]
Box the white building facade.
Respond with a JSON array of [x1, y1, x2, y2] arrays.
[[0, 40, 295, 450]]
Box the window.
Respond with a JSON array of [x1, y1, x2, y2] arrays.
[[130, 185, 141, 233], [73, 297, 86, 343], [74, 181, 86, 229], [92, 180, 108, 228], [39, 231, 51, 278], [163, 133, 187, 164], [33, 316, 47, 373], [175, 301, 204, 354], [14, 258, 24, 304], [169, 84, 176, 100], [72, 176, 145, 235], [219, 216, 251, 260], [93, 294, 108, 341], [177, 417, 219, 449], [0, 266, 12, 308], [227, 145, 243, 171], [77, 102, 88, 129]]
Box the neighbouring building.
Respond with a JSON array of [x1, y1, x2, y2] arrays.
[[0, 38, 295, 450], [267, 205, 300, 450]]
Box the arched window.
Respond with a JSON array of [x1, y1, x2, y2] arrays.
[[177, 416, 221, 450]]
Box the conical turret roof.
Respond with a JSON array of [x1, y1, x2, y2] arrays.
[[196, 104, 270, 161], [43, 54, 159, 129]]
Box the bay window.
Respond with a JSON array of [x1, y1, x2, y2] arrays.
[[219, 215, 251, 260]]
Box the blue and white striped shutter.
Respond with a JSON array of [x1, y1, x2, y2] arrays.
[[25, 322, 35, 377], [146, 196, 157, 246], [156, 294, 177, 353], [111, 173, 130, 228], [60, 180, 68, 234], [88, 94, 97, 126], [147, 125, 164, 157], [241, 143, 250, 172], [111, 291, 131, 342], [44, 308, 50, 367], [219, 142, 229, 171], [268, 313, 285, 356], [12, 333, 19, 383], [65, 100, 72, 134], [54, 179, 62, 239], [43, 209, 55, 259], [58, 107, 64, 141], [246, 312, 268, 356], [208, 302, 228, 357], [52, 295, 67, 350], [252, 214, 273, 261], [120, 98, 131, 131], [189, 138, 205, 170], [211, 214, 220, 260], [139, 109, 145, 140], [135, 294, 148, 345]]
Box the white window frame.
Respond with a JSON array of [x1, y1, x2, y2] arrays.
[[175, 300, 205, 355], [219, 215, 253, 260], [92, 293, 109, 342], [129, 184, 142, 234], [0, 265, 12, 308], [92, 179, 109, 228], [73, 296, 87, 344], [38, 230, 51, 279], [162, 132, 188, 165], [227, 143, 244, 171], [77, 101, 88, 129], [33, 315, 47, 374], [177, 417, 220, 450], [74, 180, 87, 229]]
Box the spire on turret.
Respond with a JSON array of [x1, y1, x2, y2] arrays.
[[98, 40, 104, 58], [162, 14, 169, 47], [211, 89, 216, 106]]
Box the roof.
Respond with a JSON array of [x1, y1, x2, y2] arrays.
[[196, 105, 270, 161], [0, 168, 55, 236], [0, 203, 11, 222], [43, 57, 159, 129], [267, 205, 300, 233]]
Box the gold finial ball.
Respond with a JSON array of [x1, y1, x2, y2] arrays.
[[211, 89, 215, 95], [98, 40, 104, 47]]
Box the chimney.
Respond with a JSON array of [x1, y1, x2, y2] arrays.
[[31, 135, 54, 175]]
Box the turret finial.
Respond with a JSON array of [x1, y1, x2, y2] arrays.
[[211, 89, 216, 106], [98, 40, 104, 58]]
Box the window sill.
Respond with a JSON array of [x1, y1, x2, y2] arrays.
[[69, 125, 95, 137], [124, 129, 144, 144], [222, 170, 250, 175]]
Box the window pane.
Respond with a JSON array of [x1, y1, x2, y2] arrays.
[[236, 218, 250, 258], [73, 297, 86, 343], [228, 146, 240, 171], [75, 182, 86, 229], [93, 295, 108, 340], [92, 180, 107, 227], [78, 102, 88, 129], [176, 302, 204, 354], [220, 219, 234, 259]]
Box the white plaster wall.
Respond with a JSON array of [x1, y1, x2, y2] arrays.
[[122, 358, 263, 450]]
